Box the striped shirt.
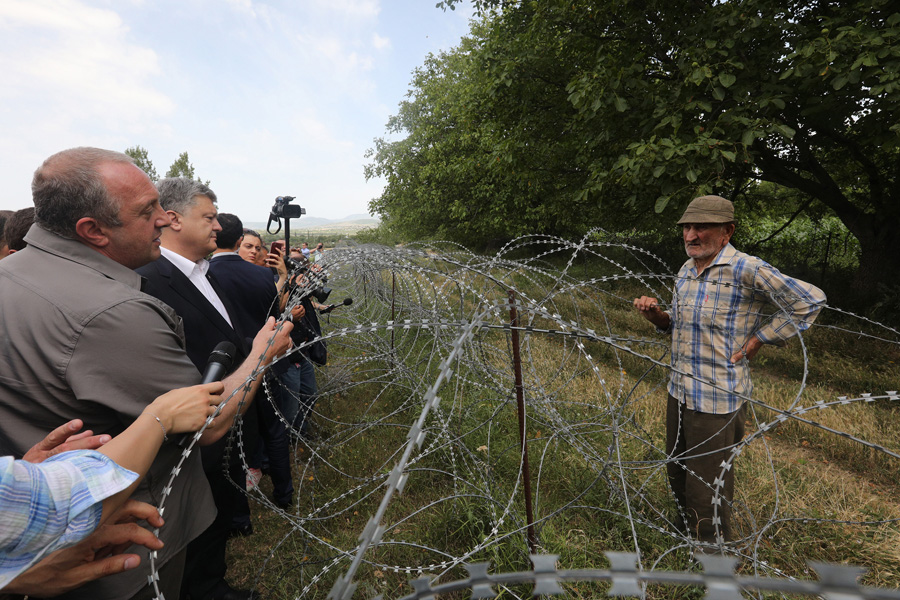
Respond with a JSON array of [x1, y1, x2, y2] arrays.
[[666, 244, 826, 414], [0, 451, 137, 588]]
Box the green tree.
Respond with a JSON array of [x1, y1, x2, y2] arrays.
[[166, 151, 196, 179], [164, 151, 211, 186], [404, 0, 900, 296], [366, 29, 531, 244], [366, 20, 641, 245], [124, 145, 159, 181]]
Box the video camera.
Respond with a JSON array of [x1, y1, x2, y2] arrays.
[[267, 195, 305, 235], [271, 195, 305, 219]]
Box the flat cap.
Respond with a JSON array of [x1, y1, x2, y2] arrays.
[[677, 195, 734, 224]]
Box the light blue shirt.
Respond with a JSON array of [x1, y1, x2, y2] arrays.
[[0, 451, 137, 589]]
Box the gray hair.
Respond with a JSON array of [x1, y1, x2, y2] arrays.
[[32, 147, 129, 239], [156, 178, 217, 214]]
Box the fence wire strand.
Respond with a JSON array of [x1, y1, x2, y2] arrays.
[[148, 233, 900, 599]]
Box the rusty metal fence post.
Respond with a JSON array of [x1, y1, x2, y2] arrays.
[[508, 290, 537, 552]]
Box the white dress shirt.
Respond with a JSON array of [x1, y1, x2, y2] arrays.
[[160, 246, 233, 327]]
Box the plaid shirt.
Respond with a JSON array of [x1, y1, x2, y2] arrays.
[[666, 244, 826, 414], [0, 450, 137, 589]]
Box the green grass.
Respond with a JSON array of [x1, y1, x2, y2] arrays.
[[225, 253, 900, 598]]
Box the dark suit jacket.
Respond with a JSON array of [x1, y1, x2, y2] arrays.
[[207, 253, 279, 344], [137, 255, 247, 370], [136, 255, 251, 470]]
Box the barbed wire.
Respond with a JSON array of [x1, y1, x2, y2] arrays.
[[148, 233, 900, 599]]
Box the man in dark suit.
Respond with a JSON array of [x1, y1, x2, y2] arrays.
[[208, 215, 286, 341], [209, 215, 294, 510], [136, 179, 256, 600]]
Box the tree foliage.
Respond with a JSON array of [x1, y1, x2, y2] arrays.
[[124, 147, 210, 186], [371, 0, 899, 293], [125, 145, 159, 181], [166, 151, 200, 181]]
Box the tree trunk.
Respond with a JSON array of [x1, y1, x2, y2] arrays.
[[848, 216, 900, 308]]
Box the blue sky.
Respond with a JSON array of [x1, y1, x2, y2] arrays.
[[0, 0, 475, 221]]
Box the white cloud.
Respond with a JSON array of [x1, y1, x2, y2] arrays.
[[372, 32, 391, 50], [0, 0, 174, 126], [0, 0, 120, 32], [309, 0, 380, 19], [295, 33, 374, 73], [224, 0, 256, 16]]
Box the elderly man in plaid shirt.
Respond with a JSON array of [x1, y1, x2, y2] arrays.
[[634, 195, 826, 545]]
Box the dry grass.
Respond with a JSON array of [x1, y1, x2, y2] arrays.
[[224, 276, 900, 598]]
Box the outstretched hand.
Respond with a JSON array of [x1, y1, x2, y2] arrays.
[[23, 419, 111, 464]]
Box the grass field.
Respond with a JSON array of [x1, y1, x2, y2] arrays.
[[224, 244, 900, 599]]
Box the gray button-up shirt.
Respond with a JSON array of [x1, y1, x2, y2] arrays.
[[0, 224, 215, 600]]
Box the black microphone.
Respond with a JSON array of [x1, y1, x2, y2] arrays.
[[319, 297, 352, 314], [201, 341, 237, 383], [178, 341, 236, 447]]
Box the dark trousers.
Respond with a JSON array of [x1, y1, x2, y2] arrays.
[[181, 442, 244, 600], [666, 395, 745, 543], [277, 359, 318, 436], [258, 374, 294, 505]]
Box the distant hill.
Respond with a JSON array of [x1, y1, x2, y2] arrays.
[[245, 214, 379, 236]]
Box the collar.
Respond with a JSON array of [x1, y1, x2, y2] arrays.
[[211, 251, 239, 259], [160, 246, 209, 277], [22, 224, 145, 290], [687, 243, 737, 277]]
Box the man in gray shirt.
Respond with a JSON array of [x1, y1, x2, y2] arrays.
[[0, 147, 292, 600]]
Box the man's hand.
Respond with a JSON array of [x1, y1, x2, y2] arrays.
[[730, 335, 763, 363], [633, 296, 671, 330], [251, 316, 293, 367], [3, 500, 164, 597], [23, 419, 111, 464]]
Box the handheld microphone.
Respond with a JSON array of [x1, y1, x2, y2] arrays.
[[201, 341, 237, 383], [319, 297, 353, 314], [178, 341, 236, 447]]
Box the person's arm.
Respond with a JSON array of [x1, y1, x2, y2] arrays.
[[729, 335, 764, 363], [633, 296, 671, 330], [5, 383, 223, 563], [729, 264, 827, 363], [3, 500, 164, 596], [94, 382, 223, 517], [278, 271, 297, 312], [198, 317, 292, 445], [265, 246, 289, 294]]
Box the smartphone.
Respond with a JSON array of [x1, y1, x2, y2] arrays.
[[270, 240, 285, 254]]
